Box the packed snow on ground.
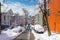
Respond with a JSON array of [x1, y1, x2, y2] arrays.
[[31, 24, 60, 40], [0, 26, 26, 40]]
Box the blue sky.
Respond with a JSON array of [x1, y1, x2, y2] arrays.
[[2, 0, 39, 6]]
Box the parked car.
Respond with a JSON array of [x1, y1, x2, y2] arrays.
[[11, 26, 25, 33], [31, 24, 44, 34]]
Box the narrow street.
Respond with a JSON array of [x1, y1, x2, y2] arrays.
[[14, 30, 35, 40]]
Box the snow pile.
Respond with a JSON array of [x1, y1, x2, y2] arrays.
[[32, 30, 60, 40], [31, 24, 60, 40], [41, 31, 60, 40], [1, 30, 19, 40], [0, 33, 11, 40], [0, 26, 26, 40], [2, 29, 18, 37], [1, 29, 19, 40]]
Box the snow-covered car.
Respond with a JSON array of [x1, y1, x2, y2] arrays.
[[11, 26, 25, 33], [1, 26, 26, 40], [31, 24, 44, 34]]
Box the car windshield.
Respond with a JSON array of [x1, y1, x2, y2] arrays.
[[9, 26, 14, 29]]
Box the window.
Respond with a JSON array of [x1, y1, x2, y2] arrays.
[[47, 0, 50, 4], [4, 15, 6, 20], [47, 9, 50, 16]]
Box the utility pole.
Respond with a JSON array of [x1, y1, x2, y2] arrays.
[[43, 0, 51, 36]]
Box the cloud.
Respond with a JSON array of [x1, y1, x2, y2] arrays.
[[0, 0, 3, 2], [1, 2, 25, 15], [38, 0, 44, 3], [25, 5, 40, 16], [1, 2, 40, 16]]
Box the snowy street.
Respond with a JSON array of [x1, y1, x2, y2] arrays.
[[1, 24, 59, 40], [14, 29, 35, 40], [0, 0, 60, 40], [0, 25, 60, 40], [15, 24, 60, 40]]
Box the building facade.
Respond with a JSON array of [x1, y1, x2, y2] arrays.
[[35, 12, 43, 26], [12, 14, 25, 26], [1, 9, 13, 29], [48, 0, 60, 33]]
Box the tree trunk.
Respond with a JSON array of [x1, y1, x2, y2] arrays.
[[44, 0, 51, 36]]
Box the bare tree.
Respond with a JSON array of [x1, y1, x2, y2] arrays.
[[38, 0, 51, 36]]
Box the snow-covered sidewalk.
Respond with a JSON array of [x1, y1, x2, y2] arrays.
[[31, 24, 60, 40], [32, 30, 60, 40], [0, 26, 26, 40]]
